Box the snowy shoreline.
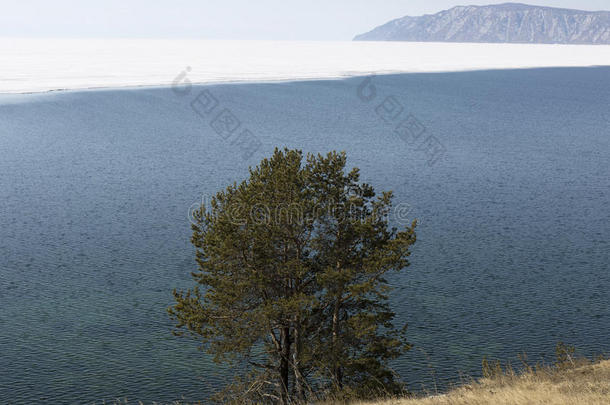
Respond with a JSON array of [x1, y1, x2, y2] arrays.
[[2, 39, 610, 94]]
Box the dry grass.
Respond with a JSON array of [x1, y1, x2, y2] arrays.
[[109, 352, 610, 405], [347, 360, 610, 405]]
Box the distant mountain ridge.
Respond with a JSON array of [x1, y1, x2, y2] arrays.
[[354, 3, 610, 44]]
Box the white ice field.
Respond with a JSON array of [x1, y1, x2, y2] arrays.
[[1, 39, 609, 93]]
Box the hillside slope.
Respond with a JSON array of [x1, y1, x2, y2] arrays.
[[354, 3, 610, 44], [347, 360, 610, 405]]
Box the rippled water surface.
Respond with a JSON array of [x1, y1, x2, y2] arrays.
[[1, 68, 609, 403]]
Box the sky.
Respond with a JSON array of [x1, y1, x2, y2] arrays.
[[1, 0, 608, 40]]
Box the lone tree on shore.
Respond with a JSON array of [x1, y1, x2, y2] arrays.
[[169, 148, 416, 404]]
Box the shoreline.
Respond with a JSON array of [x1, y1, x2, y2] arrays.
[[350, 359, 610, 405], [2, 65, 610, 97]]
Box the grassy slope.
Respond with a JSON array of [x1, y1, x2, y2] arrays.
[[350, 360, 610, 405]]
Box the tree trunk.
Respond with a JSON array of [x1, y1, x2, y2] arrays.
[[279, 326, 291, 404], [293, 320, 306, 400], [332, 293, 343, 390]]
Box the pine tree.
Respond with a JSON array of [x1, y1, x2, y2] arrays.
[[305, 151, 416, 398], [168, 148, 416, 403]]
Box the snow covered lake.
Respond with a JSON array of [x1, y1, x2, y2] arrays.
[[1, 39, 610, 93]]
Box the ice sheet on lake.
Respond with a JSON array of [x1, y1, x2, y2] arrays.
[[1, 39, 610, 93]]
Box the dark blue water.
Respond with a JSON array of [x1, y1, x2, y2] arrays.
[[1, 68, 609, 403]]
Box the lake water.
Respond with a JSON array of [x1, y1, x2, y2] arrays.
[[1, 67, 609, 403]]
